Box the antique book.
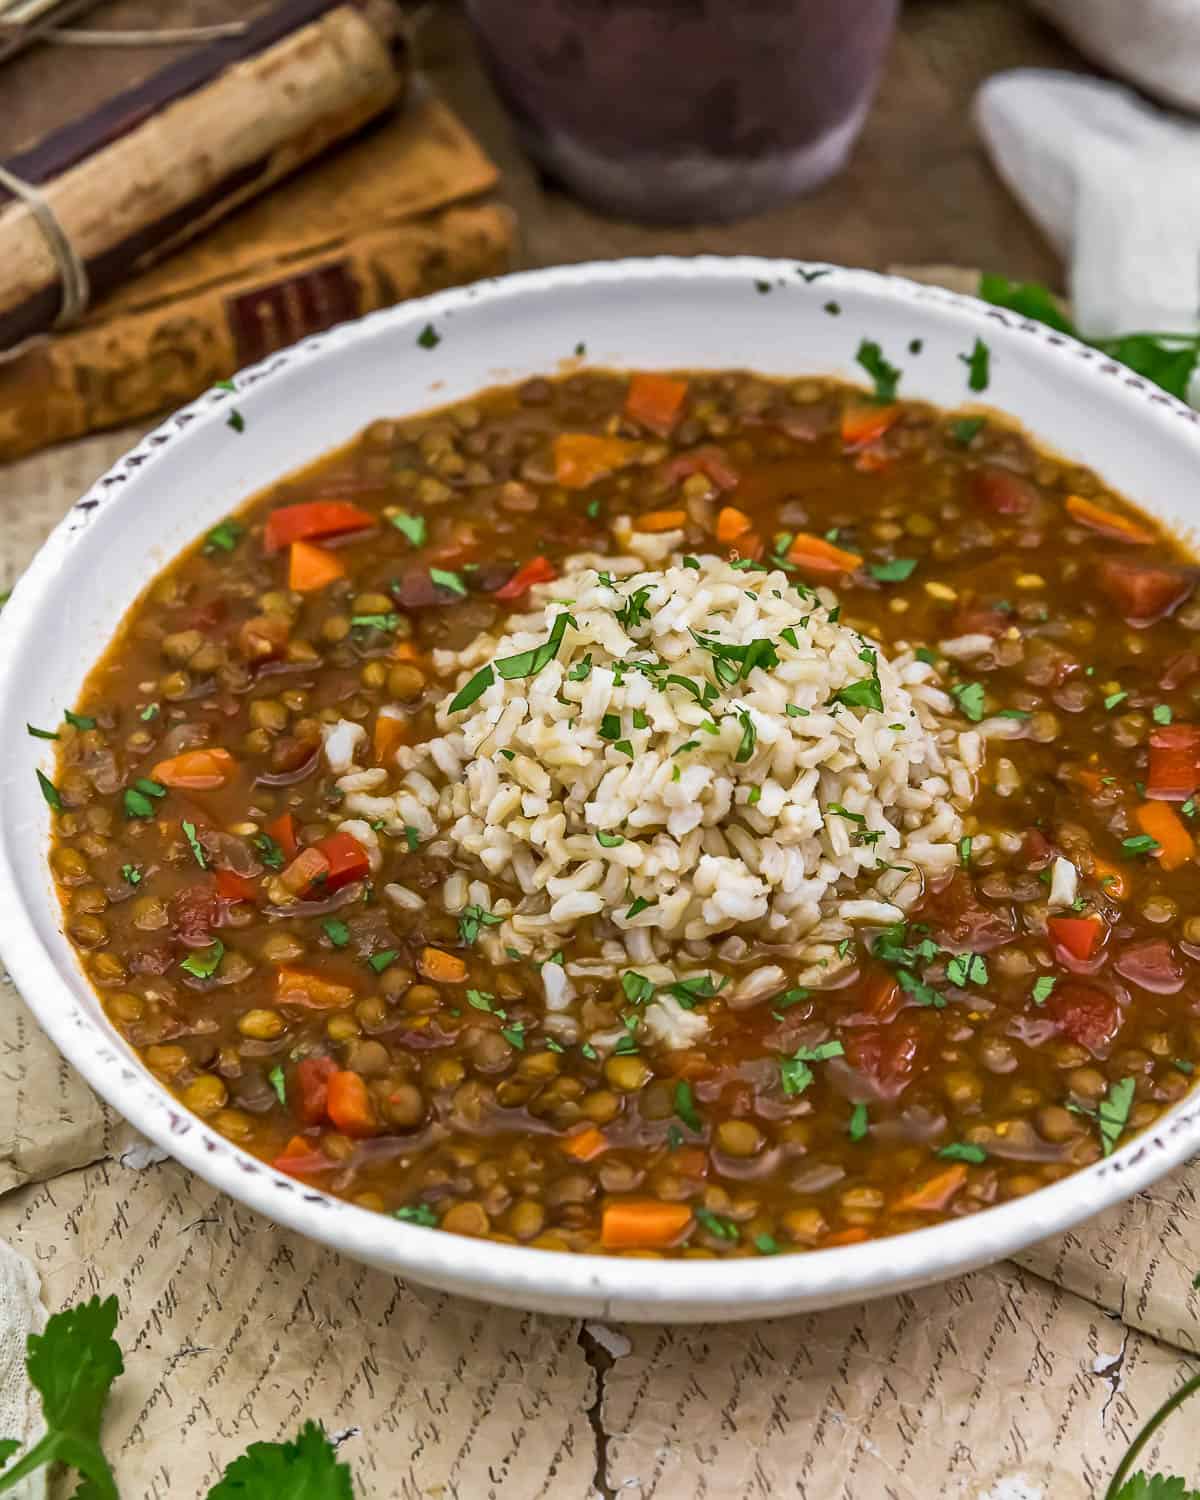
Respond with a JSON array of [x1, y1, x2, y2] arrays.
[[0, 95, 515, 460]]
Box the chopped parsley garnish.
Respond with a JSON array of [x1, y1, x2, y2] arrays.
[[960, 338, 991, 391], [500, 1023, 526, 1050], [996, 708, 1031, 720], [827, 802, 865, 824], [586, 499, 600, 519], [784, 704, 809, 718], [780, 626, 799, 649], [938, 1141, 987, 1164], [26, 723, 57, 740], [614, 738, 634, 758], [754, 1234, 780, 1255], [848, 1103, 869, 1141], [181, 820, 207, 869], [621, 972, 655, 1006], [615, 584, 654, 631], [780, 1040, 844, 1096], [181, 939, 224, 979], [203, 520, 243, 555], [1032, 975, 1056, 1004], [121, 863, 142, 885], [1097, 1076, 1136, 1156], [391, 511, 426, 547], [459, 903, 502, 946], [694, 1208, 739, 1242], [915, 647, 938, 666], [417, 323, 440, 349], [367, 949, 400, 973], [567, 654, 593, 682], [1122, 834, 1160, 856], [868, 558, 917, 583], [404, 825, 421, 852], [268, 1065, 287, 1106], [1104, 691, 1128, 711], [140, 703, 159, 721], [945, 953, 988, 988], [673, 740, 700, 756], [63, 708, 96, 730], [951, 681, 986, 722], [625, 896, 655, 919], [448, 610, 577, 711], [632, 708, 649, 730], [831, 648, 884, 713], [429, 567, 467, 597], [36, 770, 62, 811], [674, 1081, 703, 1133], [950, 416, 986, 446], [958, 836, 972, 867], [466, 989, 501, 1015], [322, 918, 350, 948], [599, 713, 621, 741], [735, 710, 757, 763], [855, 338, 901, 402], [596, 831, 625, 848], [226, 408, 245, 434], [254, 832, 285, 869], [395, 1203, 439, 1226], [580, 1042, 599, 1061], [1153, 704, 1173, 725], [350, 612, 400, 632], [665, 973, 725, 1009]]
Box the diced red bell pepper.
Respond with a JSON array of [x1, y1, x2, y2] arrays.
[[971, 466, 1039, 515], [266, 811, 298, 860], [1147, 724, 1200, 801], [1047, 914, 1103, 962], [312, 831, 371, 891], [1098, 558, 1194, 626], [262, 500, 375, 554], [295, 1056, 338, 1125], [214, 869, 258, 904], [493, 555, 557, 602]]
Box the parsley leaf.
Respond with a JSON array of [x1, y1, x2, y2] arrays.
[[27, 723, 58, 740], [391, 512, 426, 547], [855, 339, 901, 402], [268, 1065, 287, 1106], [1032, 975, 1056, 1005], [180, 939, 224, 980], [674, 1081, 703, 1133], [417, 323, 441, 350], [203, 520, 243, 555], [36, 770, 62, 811], [394, 1203, 439, 1227], [848, 1102, 869, 1141], [780, 1039, 845, 1096], [429, 567, 467, 598], [960, 338, 991, 392], [1097, 1075, 1136, 1156], [868, 558, 917, 583], [951, 681, 986, 722], [206, 1419, 354, 1499], [950, 416, 986, 447], [938, 1141, 987, 1164], [694, 1208, 739, 1242], [181, 819, 207, 869], [254, 832, 285, 869], [322, 919, 350, 949], [459, 903, 502, 946]]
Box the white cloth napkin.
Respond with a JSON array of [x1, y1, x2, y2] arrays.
[[1027, 0, 1200, 114], [974, 70, 1200, 341], [0, 1238, 46, 1500]]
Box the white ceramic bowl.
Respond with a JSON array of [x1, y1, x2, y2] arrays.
[[4, 257, 1200, 1322]]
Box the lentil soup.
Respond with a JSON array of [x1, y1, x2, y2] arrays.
[[43, 367, 1200, 1259]]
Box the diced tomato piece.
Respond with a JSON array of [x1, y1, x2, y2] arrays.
[[1047, 914, 1103, 963], [623, 372, 688, 436], [266, 811, 298, 859], [1115, 938, 1185, 995], [1098, 558, 1194, 626], [312, 831, 370, 891], [920, 873, 1015, 953], [262, 500, 375, 554], [273, 1136, 335, 1176], [1047, 982, 1121, 1056], [1147, 724, 1200, 801], [862, 970, 901, 1021], [843, 1023, 921, 1101], [214, 869, 258, 904], [1022, 829, 1055, 871], [971, 466, 1039, 516], [660, 446, 740, 492], [295, 1057, 338, 1125], [493, 555, 557, 602], [169, 883, 220, 947]]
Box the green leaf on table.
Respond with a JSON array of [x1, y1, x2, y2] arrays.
[[206, 1420, 354, 1499]]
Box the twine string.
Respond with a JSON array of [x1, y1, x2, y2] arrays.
[[0, 160, 89, 327]]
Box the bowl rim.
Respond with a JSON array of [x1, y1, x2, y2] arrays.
[[4, 253, 1200, 1316]]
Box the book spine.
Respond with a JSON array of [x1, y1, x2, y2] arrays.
[[0, 204, 513, 463]]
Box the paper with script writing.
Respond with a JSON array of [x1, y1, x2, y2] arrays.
[[0, 1157, 1196, 1499]]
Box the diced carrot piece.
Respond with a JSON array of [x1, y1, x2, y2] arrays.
[[821, 1227, 872, 1248], [1066, 494, 1154, 545], [562, 1126, 608, 1161], [288, 539, 346, 593], [150, 747, 237, 790], [600, 1200, 693, 1250], [267, 811, 298, 859], [214, 869, 258, 904], [273, 1136, 334, 1176], [374, 713, 408, 764], [553, 433, 637, 490], [326, 1070, 377, 1136], [624, 373, 688, 436], [494, 555, 557, 602], [853, 448, 892, 474], [276, 967, 355, 1009], [279, 846, 331, 897], [312, 831, 371, 890], [277, 1134, 312, 1159], [841, 402, 898, 448], [715, 506, 753, 544], [786, 532, 863, 575], [892, 1163, 969, 1213], [636, 508, 687, 533], [418, 947, 468, 984], [391, 640, 422, 662], [1136, 800, 1194, 871], [263, 499, 374, 553], [1047, 914, 1103, 962], [1090, 857, 1128, 901], [295, 1057, 338, 1125]]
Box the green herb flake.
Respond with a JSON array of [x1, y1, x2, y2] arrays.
[[621, 972, 656, 1006], [958, 836, 972, 867], [694, 1208, 739, 1242], [26, 723, 58, 740], [391, 511, 427, 547], [1104, 691, 1129, 711], [951, 416, 986, 447], [586, 499, 600, 519], [938, 1141, 987, 1164], [500, 1023, 526, 1050], [459, 903, 502, 946], [915, 647, 938, 666], [121, 863, 142, 886], [735, 709, 757, 763], [466, 989, 499, 1015], [868, 558, 917, 583], [181, 939, 224, 980], [1122, 834, 1161, 857], [429, 567, 467, 598], [203, 520, 243, 555], [322, 918, 350, 948], [596, 830, 625, 848], [1032, 975, 1057, 1005], [139, 702, 159, 721], [36, 769, 63, 811], [785, 703, 810, 718], [567, 653, 593, 682], [268, 1064, 287, 1107], [1097, 1075, 1136, 1156], [945, 952, 988, 988], [848, 1102, 869, 1142], [1153, 704, 1174, 725], [960, 338, 991, 392], [181, 820, 207, 869], [780, 1039, 845, 1096], [368, 949, 400, 974], [226, 408, 245, 434], [754, 1233, 780, 1255], [674, 1081, 703, 1133], [580, 1042, 599, 1061], [951, 681, 986, 722], [395, 1203, 440, 1227], [417, 323, 441, 349], [855, 339, 901, 402]]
